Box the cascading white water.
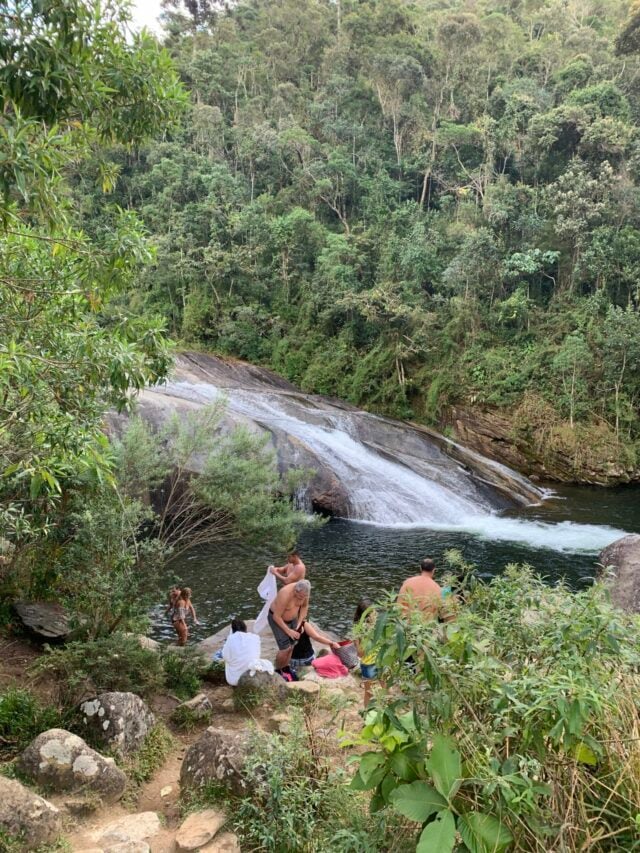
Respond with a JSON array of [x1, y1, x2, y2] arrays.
[[151, 378, 627, 554]]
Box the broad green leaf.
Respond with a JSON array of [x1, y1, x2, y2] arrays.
[[359, 751, 386, 784], [389, 781, 448, 822], [349, 770, 368, 791], [458, 811, 513, 853], [426, 735, 462, 799], [416, 810, 456, 853], [390, 748, 418, 781]]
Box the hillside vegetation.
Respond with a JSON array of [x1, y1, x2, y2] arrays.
[[77, 0, 640, 481]]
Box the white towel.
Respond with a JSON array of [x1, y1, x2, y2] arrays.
[[253, 567, 277, 634]]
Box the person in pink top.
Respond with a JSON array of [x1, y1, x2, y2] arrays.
[[398, 558, 443, 619]]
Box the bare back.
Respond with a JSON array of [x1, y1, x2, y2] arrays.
[[399, 574, 442, 617]]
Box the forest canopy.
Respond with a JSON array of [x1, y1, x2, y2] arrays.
[[77, 0, 640, 482]]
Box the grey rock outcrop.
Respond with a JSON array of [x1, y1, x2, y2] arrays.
[[0, 775, 61, 849], [13, 600, 69, 640], [236, 670, 288, 699], [180, 727, 249, 796], [80, 692, 155, 755], [18, 729, 126, 802], [600, 534, 640, 612]]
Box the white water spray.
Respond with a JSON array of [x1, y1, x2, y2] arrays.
[[152, 379, 626, 554]]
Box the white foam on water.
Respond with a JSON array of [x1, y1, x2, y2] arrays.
[[347, 515, 626, 554], [154, 379, 627, 555]]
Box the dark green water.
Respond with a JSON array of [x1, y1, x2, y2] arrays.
[[149, 484, 639, 642]]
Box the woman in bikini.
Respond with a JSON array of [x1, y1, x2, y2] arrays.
[[172, 586, 199, 646]]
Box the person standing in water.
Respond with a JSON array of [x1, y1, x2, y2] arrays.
[[270, 552, 306, 585], [172, 586, 200, 646], [398, 558, 443, 619]]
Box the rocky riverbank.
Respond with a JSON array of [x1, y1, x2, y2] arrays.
[[0, 631, 364, 852], [449, 397, 640, 486]]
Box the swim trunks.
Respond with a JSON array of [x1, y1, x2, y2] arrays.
[[268, 609, 298, 650]]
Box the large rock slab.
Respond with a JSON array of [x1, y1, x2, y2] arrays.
[[0, 775, 61, 849], [13, 600, 69, 640], [175, 808, 226, 850], [89, 812, 161, 848], [18, 729, 126, 802], [107, 351, 542, 520], [180, 727, 249, 796], [80, 692, 155, 755], [600, 534, 640, 612]]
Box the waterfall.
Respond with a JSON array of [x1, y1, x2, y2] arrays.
[[147, 373, 627, 554]]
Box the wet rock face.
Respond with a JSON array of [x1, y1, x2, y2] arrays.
[[0, 775, 61, 849], [180, 727, 249, 796], [80, 692, 155, 755], [107, 351, 542, 521], [17, 729, 126, 802], [600, 534, 640, 613]]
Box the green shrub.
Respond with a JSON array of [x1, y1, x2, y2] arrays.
[[30, 634, 164, 704], [350, 564, 640, 852], [124, 723, 174, 787], [171, 704, 212, 732], [201, 660, 226, 686], [162, 648, 206, 700], [0, 688, 62, 758], [229, 712, 405, 852]]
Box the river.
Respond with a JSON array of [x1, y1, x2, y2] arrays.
[[149, 484, 638, 642]]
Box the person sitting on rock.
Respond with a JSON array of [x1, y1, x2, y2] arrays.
[[290, 621, 339, 672], [270, 551, 306, 585], [268, 579, 311, 675], [221, 619, 274, 686]]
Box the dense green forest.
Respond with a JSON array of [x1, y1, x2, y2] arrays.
[[76, 0, 640, 481]]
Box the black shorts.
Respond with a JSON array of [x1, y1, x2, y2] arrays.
[[268, 610, 297, 650]]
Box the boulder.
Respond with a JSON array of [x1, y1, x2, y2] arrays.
[[0, 775, 62, 849], [201, 832, 242, 853], [175, 808, 226, 850], [123, 633, 161, 652], [286, 679, 320, 695], [90, 812, 161, 848], [600, 534, 640, 612], [175, 693, 213, 720], [13, 600, 69, 640], [236, 670, 287, 698], [180, 727, 249, 796], [80, 692, 155, 755], [18, 729, 126, 802]]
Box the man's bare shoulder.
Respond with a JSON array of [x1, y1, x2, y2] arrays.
[[400, 575, 422, 592]]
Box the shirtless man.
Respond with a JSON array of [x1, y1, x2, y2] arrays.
[[268, 579, 311, 670], [270, 551, 306, 585], [398, 558, 442, 619]]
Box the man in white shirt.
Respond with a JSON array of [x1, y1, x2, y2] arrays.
[[221, 619, 273, 686]]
